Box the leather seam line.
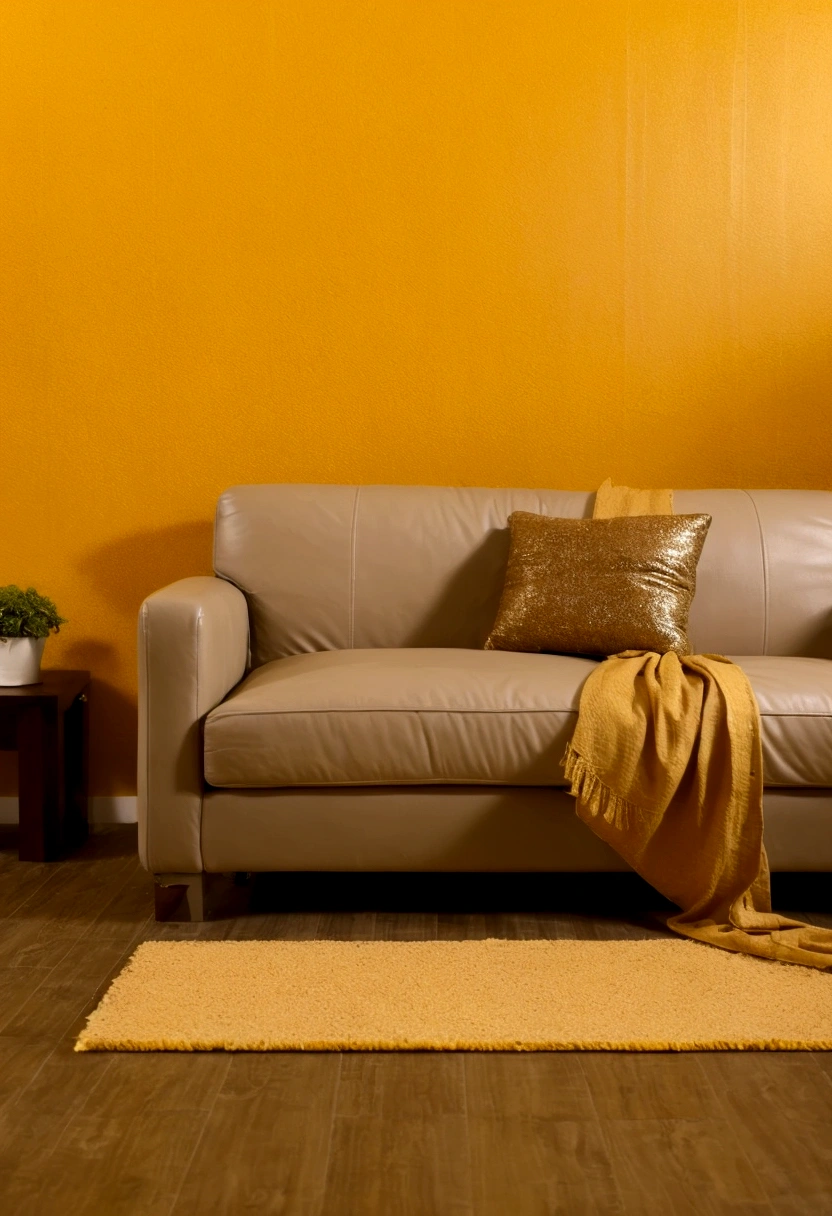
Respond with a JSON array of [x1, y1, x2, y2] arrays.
[[203, 779, 574, 789], [205, 708, 832, 721], [206, 708, 582, 718], [348, 486, 360, 650], [742, 489, 769, 654], [758, 712, 832, 718], [204, 781, 829, 790]]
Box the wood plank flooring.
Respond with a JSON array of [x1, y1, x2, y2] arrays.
[[0, 826, 831, 1216]]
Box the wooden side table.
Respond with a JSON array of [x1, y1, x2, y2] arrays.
[[0, 670, 90, 861]]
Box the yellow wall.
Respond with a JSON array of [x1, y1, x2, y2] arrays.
[[3, 1, 832, 795]]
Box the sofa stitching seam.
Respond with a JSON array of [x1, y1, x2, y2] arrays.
[[204, 708, 832, 721], [348, 486, 361, 649], [205, 708, 583, 718], [203, 780, 575, 788], [742, 489, 769, 654], [205, 710, 832, 718]]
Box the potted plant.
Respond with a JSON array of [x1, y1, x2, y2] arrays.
[[0, 586, 67, 686]]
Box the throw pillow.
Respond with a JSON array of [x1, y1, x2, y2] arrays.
[[484, 511, 712, 657]]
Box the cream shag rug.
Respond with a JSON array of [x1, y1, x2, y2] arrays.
[[75, 938, 832, 1053]]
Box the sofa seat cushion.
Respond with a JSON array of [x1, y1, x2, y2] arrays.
[[727, 656, 832, 787], [203, 649, 832, 791], [203, 648, 597, 788]]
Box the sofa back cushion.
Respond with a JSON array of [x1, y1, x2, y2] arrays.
[[213, 484, 832, 664]]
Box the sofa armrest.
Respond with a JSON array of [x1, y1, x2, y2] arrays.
[[138, 576, 249, 873]]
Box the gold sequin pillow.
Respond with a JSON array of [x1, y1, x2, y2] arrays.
[[484, 511, 712, 657]]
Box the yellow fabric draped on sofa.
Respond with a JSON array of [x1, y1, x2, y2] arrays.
[[562, 480, 832, 970]]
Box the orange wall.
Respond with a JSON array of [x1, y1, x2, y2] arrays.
[[3, 1, 832, 795]]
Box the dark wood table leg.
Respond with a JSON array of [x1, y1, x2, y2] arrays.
[[63, 691, 89, 850], [17, 701, 64, 862]]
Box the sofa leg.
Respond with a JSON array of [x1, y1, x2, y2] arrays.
[[154, 873, 208, 922]]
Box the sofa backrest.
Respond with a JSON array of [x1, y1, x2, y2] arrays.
[[214, 484, 832, 664]]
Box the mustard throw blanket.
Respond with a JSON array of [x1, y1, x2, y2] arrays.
[[562, 479, 832, 970]]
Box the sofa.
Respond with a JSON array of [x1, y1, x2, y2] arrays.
[[138, 484, 832, 919]]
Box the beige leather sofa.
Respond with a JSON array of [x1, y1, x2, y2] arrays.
[[139, 485, 832, 918]]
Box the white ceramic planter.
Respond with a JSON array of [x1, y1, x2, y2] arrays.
[[0, 636, 46, 686]]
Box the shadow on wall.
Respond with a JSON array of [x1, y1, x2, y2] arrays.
[[60, 521, 216, 795], [78, 520, 215, 618]]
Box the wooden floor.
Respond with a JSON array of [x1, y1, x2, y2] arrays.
[[1, 827, 831, 1215]]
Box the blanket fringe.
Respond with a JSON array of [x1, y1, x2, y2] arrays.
[[562, 742, 645, 832]]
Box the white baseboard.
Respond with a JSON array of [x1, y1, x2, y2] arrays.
[[0, 795, 138, 825]]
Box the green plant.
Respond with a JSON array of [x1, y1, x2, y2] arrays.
[[0, 585, 67, 639]]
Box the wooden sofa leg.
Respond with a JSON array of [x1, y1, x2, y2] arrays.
[[154, 873, 208, 922]]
